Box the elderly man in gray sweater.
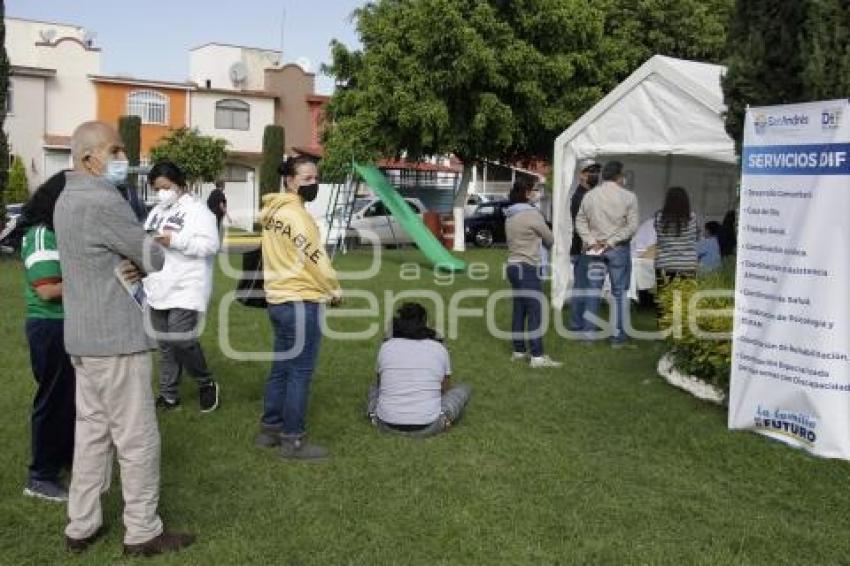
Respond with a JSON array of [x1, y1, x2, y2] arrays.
[[54, 121, 194, 557]]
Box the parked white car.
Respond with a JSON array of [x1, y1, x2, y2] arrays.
[[349, 197, 427, 245]]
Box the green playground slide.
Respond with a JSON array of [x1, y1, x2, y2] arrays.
[[353, 163, 466, 272]]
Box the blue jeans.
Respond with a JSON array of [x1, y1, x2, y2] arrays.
[[262, 302, 323, 435], [583, 245, 632, 342], [569, 254, 592, 331], [506, 263, 544, 357]]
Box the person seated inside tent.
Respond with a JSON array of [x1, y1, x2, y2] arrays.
[[697, 221, 722, 273], [367, 303, 471, 436]]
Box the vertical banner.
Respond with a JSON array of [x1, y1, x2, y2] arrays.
[[729, 99, 850, 459]]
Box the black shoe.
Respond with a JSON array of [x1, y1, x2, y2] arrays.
[[123, 531, 195, 557], [24, 479, 68, 502], [155, 395, 180, 410], [199, 381, 219, 413], [66, 527, 106, 554]]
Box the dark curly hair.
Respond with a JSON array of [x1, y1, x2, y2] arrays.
[[389, 302, 441, 341], [19, 170, 68, 232]]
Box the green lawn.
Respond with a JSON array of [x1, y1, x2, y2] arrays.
[[1, 249, 849, 564]]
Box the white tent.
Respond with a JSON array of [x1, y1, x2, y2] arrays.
[[551, 55, 738, 308]]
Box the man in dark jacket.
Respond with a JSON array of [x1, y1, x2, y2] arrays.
[[206, 180, 227, 230], [568, 159, 600, 331]]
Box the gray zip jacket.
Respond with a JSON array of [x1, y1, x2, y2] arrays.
[[54, 171, 165, 356], [505, 203, 554, 265]]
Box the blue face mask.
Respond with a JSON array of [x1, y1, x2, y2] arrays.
[[104, 159, 129, 186]]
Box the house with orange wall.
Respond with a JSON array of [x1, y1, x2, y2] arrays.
[[91, 75, 193, 158]]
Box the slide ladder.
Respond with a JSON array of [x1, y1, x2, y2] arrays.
[[324, 172, 359, 259]]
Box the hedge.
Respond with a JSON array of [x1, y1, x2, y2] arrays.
[[657, 260, 736, 392]]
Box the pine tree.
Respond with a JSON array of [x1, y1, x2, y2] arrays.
[[7, 156, 29, 203], [260, 125, 285, 197], [0, 2, 10, 224], [119, 115, 142, 188]]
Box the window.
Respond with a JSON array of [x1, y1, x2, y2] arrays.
[[215, 99, 250, 130], [127, 90, 169, 125], [223, 164, 251, 182]]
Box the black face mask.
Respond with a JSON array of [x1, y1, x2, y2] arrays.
[[586, 174, 599, 188], [298, 183, 319, 202]]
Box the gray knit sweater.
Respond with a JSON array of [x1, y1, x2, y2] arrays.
[[54, 172, 165, 356]]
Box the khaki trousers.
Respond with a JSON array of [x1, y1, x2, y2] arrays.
[[65, 352, 163, 545]]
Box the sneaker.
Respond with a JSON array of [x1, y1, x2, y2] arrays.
[[255, 423, 283, 448], [510, 352, 529, 362], [199, 381, 219, 413], [155, 395, 180, 410], [66, 527, 106, 554], [529, 355, 563, 369], [279, 435, 329, 460], [123, 531, 195, 557], [23, 479, 68, 502], [610, 339, 638, 350]]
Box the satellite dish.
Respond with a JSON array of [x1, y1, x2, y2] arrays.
[[83, 30, 97, 46], [39, 28, 58, 43], [229, 62, 248, 86], [295, 57, 312, 73]]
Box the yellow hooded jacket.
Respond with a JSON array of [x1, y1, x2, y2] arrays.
[[260, 192, 340, 304]]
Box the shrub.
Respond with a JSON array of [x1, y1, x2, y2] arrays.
[[7, 155, 28, 203], [657, 260, 736, 392]]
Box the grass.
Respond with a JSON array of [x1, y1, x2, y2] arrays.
[[1, 248, 850, 564]]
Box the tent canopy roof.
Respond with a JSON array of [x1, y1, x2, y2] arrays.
[[555, 55, 734, 162]]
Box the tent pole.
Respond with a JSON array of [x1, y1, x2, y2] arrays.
[[663, 154, 673, 190]]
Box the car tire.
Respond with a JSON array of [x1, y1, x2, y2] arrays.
[[474, 228, 494, 248]]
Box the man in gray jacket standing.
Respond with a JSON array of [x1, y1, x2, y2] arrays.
[[54, 121, 194, 557]]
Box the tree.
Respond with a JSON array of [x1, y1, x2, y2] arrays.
[[322, 0, 733, 199], [0, 1, 9, 223], [260, 125, 285, 196], [7, 156, 28, 203], [149, 127, 227, 189], [119, 115, 142, 188], [722, 0, 850, 153]]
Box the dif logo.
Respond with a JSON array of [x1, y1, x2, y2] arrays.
[[822, 107, 843, 130]]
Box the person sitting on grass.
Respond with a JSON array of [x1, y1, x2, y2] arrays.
[[367, 303, 471, 436]]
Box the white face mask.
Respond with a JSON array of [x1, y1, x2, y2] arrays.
[[156, 188, 179, 206], [104, 158, 129, 185]]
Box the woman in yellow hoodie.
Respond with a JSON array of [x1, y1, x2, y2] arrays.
[[256, 156, 341, 460]]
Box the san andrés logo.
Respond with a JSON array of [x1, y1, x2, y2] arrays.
[[754, 405, 817, 443]]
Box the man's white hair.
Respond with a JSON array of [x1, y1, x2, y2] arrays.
[[70, 121, 116, 166]]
